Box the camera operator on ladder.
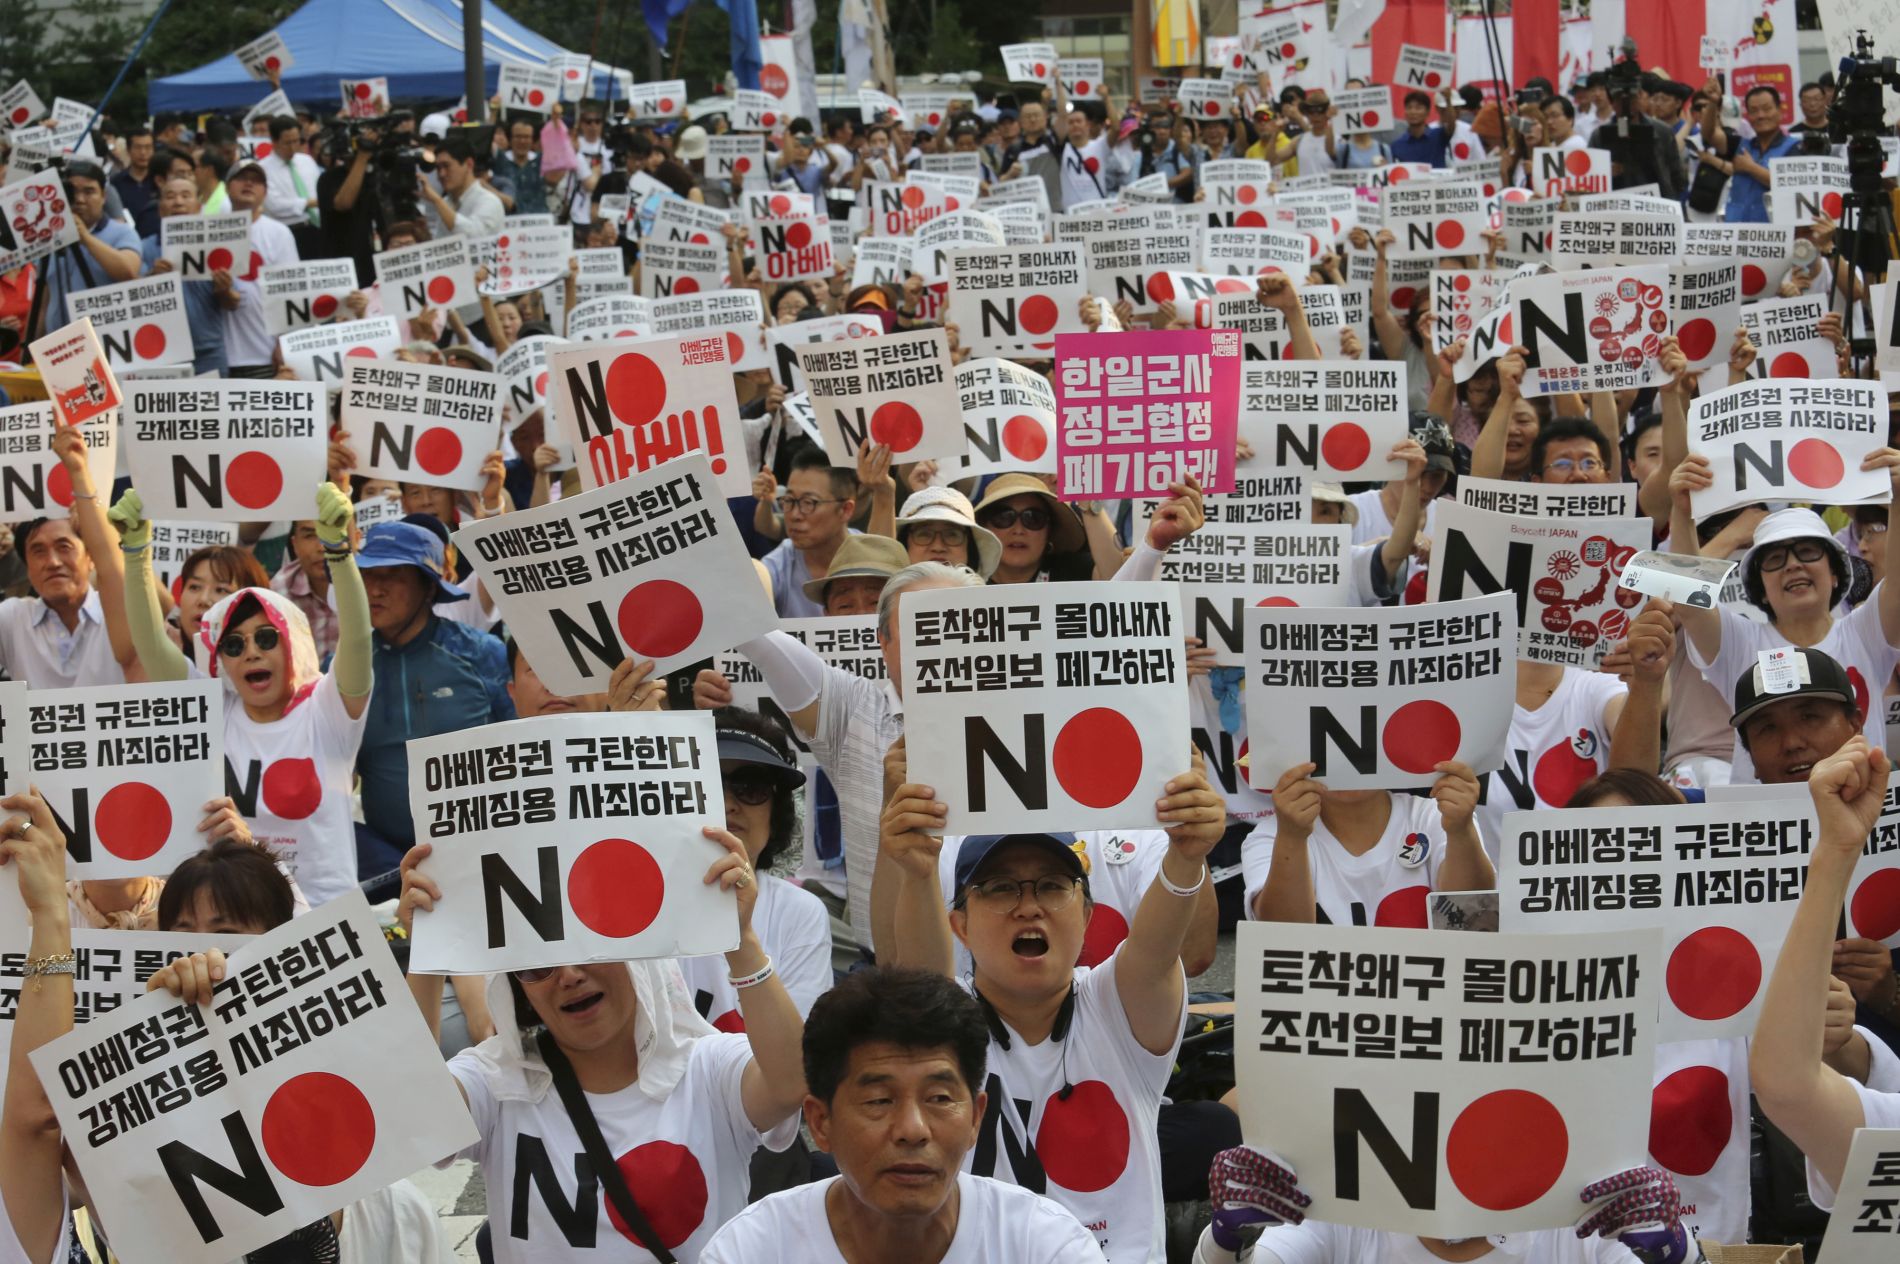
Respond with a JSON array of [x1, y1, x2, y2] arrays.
[[1589, 43, 1686, 200]]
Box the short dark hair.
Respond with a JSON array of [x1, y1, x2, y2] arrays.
[[437, 133, 477, 168], [1566, 769, 1685, 809], [1800, 82, 1824, 97], [789, 446, 856, 500], [125, 125, 153, 142], [1530, 416, 1611, 475], [267, 114, 300, 142], [1746, 85, 1782, 109], [181, 545, 268, 594], [1404, 90, 1433, 110], [711, 705, 800, 870], [804, 967, 989, 1104], [1543, 95, 1576, 120], [204, 117, 238, 147], [158, 838, 296, 932]]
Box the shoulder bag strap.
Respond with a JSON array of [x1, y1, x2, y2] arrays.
[[536, 1029, 678, 1263]]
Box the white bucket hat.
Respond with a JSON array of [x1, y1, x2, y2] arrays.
[[896, 485, 1003, 577]]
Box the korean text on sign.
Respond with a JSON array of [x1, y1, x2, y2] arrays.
[[1053, 328, 1239, 499]]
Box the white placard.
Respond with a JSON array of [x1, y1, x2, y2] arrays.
[[340, 359, 503, 492], [1001, 42, 1059, 84], [0, 404, 115, 523], [235, 31, 293, 80], [340, 78, 390, 117], [476, 223, 571, 297], [565, 295, 653, 341], [1513, 266, 1673, 395], [124, 380, 325, 522], [159, 213, 255, 281], [1818, 1127, 1900, 1260], [148, 521, 242, 589], [1687, 379, 1888, 520], [800, 328, 962, 464], [1, 79, 47, 129], [1334, 86, 1395, 135], [1455, 477, 1636, 519], [636, 238, 725, 299], [1394, 43, 1457, 92], [28, 319, 121, 429], [1241, 361, 1408, 481], [1551, 213, 1683, 269], [1739, 293, 1837, 381], [1669, 261, 1743, 374], [755, 215, 834, 282], [646, 289, 769, 372], [1158, 522, 1353, 666], [549, 334, 747, 496], [67, 273, 194, 371], [1532, 146, 1611, 197], [277, 316, 402, 386], [707, 133, 766, 186], [257, 259, 359, 335], [497, 64, 561, 115], [946, 243, 1088, 358], [945, 357, 1057, 480], [1617, 550, 1735, 608], [1059, 57, 1105, 99], [1382, 181, 1489, 259], [626, 79, 688, 119], [373, 237, 477, 319]]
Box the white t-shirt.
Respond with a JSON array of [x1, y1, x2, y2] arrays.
[[1346, 489, 1438, 549], [0, 590, 125, 690], [941, 830, 1169, 977], [1687, 600, 1900, 782], [677, 873, 833, 1027], [1648, 1038, 1749, 1246], [700, 1172, 1103, 1263], [0, 1190, 68, 1264], [224, 214, 300, 366], [340, 1179, 457, 1264], [1474, 668, 1626, 855], [1804, 1077, 1900, 1210], [963, 950, 1182, 1263], [1240, 792, 1450, 928], [225, 671, 369, 908], [448, 1032, 798, 1262], [1253, 1221, 1640, 1264], [1059, 136, 1113, 210]]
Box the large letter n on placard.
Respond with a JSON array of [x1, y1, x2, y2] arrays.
[[1333, 1087, 1438, 1209], [965, 714, 1047, 811], [159, 1111, 286, 1242]]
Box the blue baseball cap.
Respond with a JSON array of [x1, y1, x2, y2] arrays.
[[952, 832, 1085, 893], [355, 521, 468, 603]]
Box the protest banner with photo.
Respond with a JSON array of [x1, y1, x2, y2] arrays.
[[256, 259, 357, 336], [754, 215, 834, 283], [1616, 550, 1736, 608], [1550, 213, 1683, 270], [1455, 476, 1636, 520], [1739, 293, 1836, 381], [1682, 224, 1795, 301], [1532, 146, 1610, 197], [1669, 261, 1743, 374], [30, 892, 475, 1264], [648, 290, 768, 372], [1430, 269, 1510, 354], [453, 454, 777, 695], [1053, 328, 1239, 499], [1817, 1127, 1900, 1260], [946, 244, 1088, 358], [373, 237, 476, 320], [900, 581, 1190, 835], [235, 30, 292, 80], [1512, 266, 1672, 395], [765, 313, 883, 389], [497, 63, 561, 114], [1394, 43, 1457, 92], [1245, 592, 1516, 790], [475, 223, 571, 297], [707, 133, 766, 186], [1428, 500, 1649, 667], [636, 238, 726, 298], [1, 79, 46, 128], [1240, 361, 1408, 482], [407, 711, 734, 974], [148, 522, 241, 590], [550, 333, 748, 496], [124, 381, 324, 522], [946, 357, 1057, 480], [626, 78, 688, 119], [340, 360, 503, 492], [28, 679, 223, 878], [275, 316, 401, 385], [1686, 379, 1887, 520], [799, 328, 962, 465], [0, 172, 77, 275], [67, 274, 193, 371], [0, 405, 115, 523], [159, 213, 256, 281], [1001, 42, 1059, 84], [1382, 181, 1488, 259], [28, 319, 121, 429], [1334, 85, 1393, 135], [1235, 920, 1661, 1235], [1156, 522, 1352, 666], [565, 295, 653, 342]]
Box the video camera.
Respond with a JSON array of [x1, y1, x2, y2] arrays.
[[324, 112, 426, 220]]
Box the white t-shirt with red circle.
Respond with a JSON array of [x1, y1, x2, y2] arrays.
[[677, 873, 833, 1029], [1239, 793, 1449, 929], [962, 950, 1183, 1264], [1687, 601, 1900, 783], [448, 1032, 798, 1263], [225, 672, 369, 909], [1059, 136, 1113, 209], [1252, 1221, 1641, 1264], [1648, 1038, 1749, 1246], [1473, 668, 1627, 856]]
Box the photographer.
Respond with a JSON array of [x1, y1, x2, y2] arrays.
[[1587, 63, 1685, 200], [317, 120, 390, 286], [1702, 82, 1795, 222], [36, 159, 142, 335]]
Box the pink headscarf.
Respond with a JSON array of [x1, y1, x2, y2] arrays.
[[197, 586, 323, 715]]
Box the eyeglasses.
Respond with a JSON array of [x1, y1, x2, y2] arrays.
[[219, 626, 282, 658], [513, 966, 558, 984], [1541, 457, 1604, 476], [906, 523, 969, 547], [776, 494, 843, 516], [1758, 540, 1830, 572], [724, 773, 776, 807], [980, 506, 1051, 532], [965, 875, 1082, 911]]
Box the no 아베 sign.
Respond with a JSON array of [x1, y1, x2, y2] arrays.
[[550, 334, 748, 498], [1053, 328, 1240, 499], [406, 711, 737, 974], [898, 581, 1191, 835]]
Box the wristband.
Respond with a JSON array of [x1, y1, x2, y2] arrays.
[[25, 952, 76, 990], [70, 490, 97, 501], [729, 957, 775, 989], [1159, 862, 1207, 898], [119, 541, 149, 555]]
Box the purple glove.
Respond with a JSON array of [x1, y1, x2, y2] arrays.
[[1208, 1145, 1311, 1252], [1575, 1166, 1690, 1264]]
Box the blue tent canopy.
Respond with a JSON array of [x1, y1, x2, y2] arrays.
[[149, 0, 620, 112]]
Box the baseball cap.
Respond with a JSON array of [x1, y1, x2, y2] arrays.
[[420, 112, 452, 141], [1730, 646, 1859, 729], [1410, 412, 1457, 474], [356, 521, 469, 603], [952, 833, 1085, 894], [1458, 85, 1485, 110], [225, 157, 266, 183]]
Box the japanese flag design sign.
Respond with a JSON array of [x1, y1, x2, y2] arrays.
[[1533, 146, 1610, 197], [1240, 361, 1408, 482], [124, 381, 324, 522], [1381, 181, 1488, 259], [406, 711, 736, 974], [340, 78, 389, 118], [1081, 224, 1197, 316], [1244, 592, 1517, 791], [159, 212, 257, 281], [1669, 262, 1743, 374], [453, 454, 778, 695], [29, 893, 477, 1264], [708, 133, 766, 186], [1241, 12, 1308, 79], [1686, 380, 1888, 521], [729, 88, 784, 132], [67, 274, 193, 371], [1427, 501, 1649, 668], [1153, 522, 1353, 666], [1235, 921, 1661, 1236], [565, 295, 653, 342], [798, 327, 962, 465], [340, 360, 504, 492], [29, 319, 121, 429], [1059, 58, 1105, 99], [497, 64, 561, 115], [1054, 328, 1240, 499], [754, 215, 834, 283], [550, 333, 748, 497], [1177, 77, 1234, 122], [910, 209, 1006, 283], [373, 237, 477, 320], [495, 334, 565, 428], [1512, 267, 1673, 395], [1333, 86, 1392, 135], [637, 238, 726, 298], [647, 289, 769, 372], [1818, 1128, 1900, 1260], [1, 79, 45, 129], [1394, 43, 1457, 92], [548, 52, 590, 101], [29, 679, 223, 879], [1431, 268, 1511, 355], [627, 78, 688, 119], [257, 259, 358, 335], [276, 316, 401, 386], [234, 30, 292, 80], [899, 581, 1191, 836], [1739, 294, 1837, 381], [1000, 42, 1059, 85], [0, 404, 115, 523], [1683, 224, 1794, 301], [946, 244, 1088, 359], [946, 357, 1057, 480]]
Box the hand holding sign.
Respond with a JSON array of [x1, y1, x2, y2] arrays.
[[0, 789, 67, 918]]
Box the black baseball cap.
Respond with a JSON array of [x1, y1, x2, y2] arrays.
[[953, 833, 1085, 893], [1730, 647, 1859, 730]]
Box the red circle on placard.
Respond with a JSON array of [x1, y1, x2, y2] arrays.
[[672, 276, 700, 294], [535, 370, 548, 396], [133, 324, 167, 361], [1075, 80, 1091, 95], [1320, 422, 1370, 471], [1002, 415, 1047, 460], [1823, 191, 1844, 220], [1364, 110, 1381, 127], [1374, 885, 1431, 927], [426, 275, 456, 304], [262, 1073, 375, 1186], [528, 89, 545, 107], [1447, 1090, 1567, 1210], [346, 345, 378, 358], [8, 107, 26, 125], [870, 401, 924, 452], [265, 56, 281, 71], [761, 112, 777, 127], [1279, 42, 1296, 58], [1258, 596, 1298, 607], [568, 839, 666, 937], [1741, 263, 1767, 296], [1667, 926, 1762, 1021], [1052, 708, 1142, 808], [498, 236, 512, 250], [1018, 294, 1058, 334], [617, 578, 702, 658], [1214, 277, 1251, 294], [1453, 274, 1472, 292], [1235, 209, 1267, 229], [1677, 317, 1717, 361], [658, 97, 676, 113], [1147, 273, 1175, 302], [1852, 868, 1900, 941], [1078, 903, 1129, 967], [1533, 736, 1597, 807], [1787, 437, 1844, 487], [1382, 699, 1461, 774], [786, 221, 812, 249], [608, 1142, 706, 1247], [1204, 101, 1220, 117], [354, 81, 372, 100], [1436, 220, 1465, 249], [1770, 351, 1812, 379], [769, 193, 791, 215], [47, 464, 73, 508], [724, 331, 747, 364], [733, 156, 751, 173], [313, 294, 338, 319], [95, 783, 170, 860], [1036, 1081, 1130, 1192], [1850, 667, 1871, 720], [901, 185, 926, 209], [416, 427, 463, 477], [207, 247, 234, 272], [605, 352, 666, 426], [1651, 1064, 1733, 1176], [226, 451, 284, 510], [1453, 141, 1471, 160], [762, 65, 789, 95], [1424, 71, 1442, 88], [262, 758, 323, 820], [1565, 149, 1593, 176], [1236, 185, 1259, 205], [1391, 285, 1416, 309], [689, 231, 710, 245]]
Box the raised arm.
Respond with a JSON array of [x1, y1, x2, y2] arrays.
[[108, 489, 192, 682], [50, 427, 136, 672], [316, 483, 372, 717], [1430, 762, 1495, 892], [1378, 439, 1427, 586], [1665, 455, 1723, 660], [704, 826, 808, 1130], [1256, 273, 1318, 361], [1252, 763, 1320, 924], [1607, 602, 1674, 776], [877, 773, 956, 977], [1117, 757, 1225, 1054], [1469, 348, 1524, 481]]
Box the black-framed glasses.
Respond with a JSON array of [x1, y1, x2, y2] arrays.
[[981, 506, 1051, 532], [776, 494, 843, 516], [723, 773, 777, 807], [219, 626, 281, 658], [906, 523, 969, 547], [965, 875, 1082, 911], [514, 966, 558, 984], [1758, 540, 1829, 572]]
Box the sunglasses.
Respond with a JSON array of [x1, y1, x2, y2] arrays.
[[724, 772, 777, 807], [513, 966, 559, 984], [219, 626, 281, 658], [981, 506, 1051, 532]]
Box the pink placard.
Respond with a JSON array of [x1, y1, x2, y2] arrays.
[[1052, 328, 1239, 499]]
